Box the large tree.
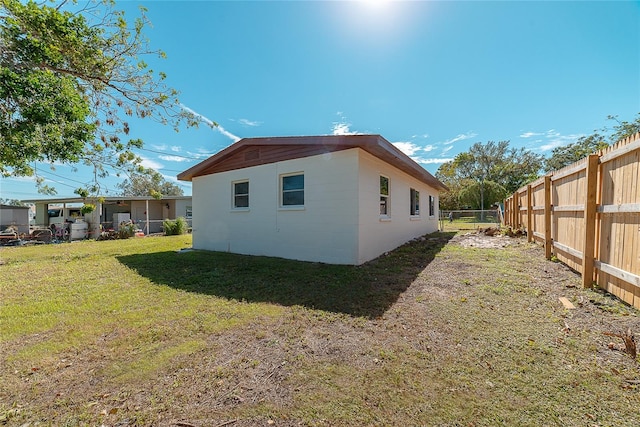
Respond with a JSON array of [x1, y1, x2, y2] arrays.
[[116, 169, 183, 197], [0, 0, 204, 194], [436, 141, 543, 211]]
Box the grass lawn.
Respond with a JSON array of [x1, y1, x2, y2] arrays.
[[1, 233, 639, 426]]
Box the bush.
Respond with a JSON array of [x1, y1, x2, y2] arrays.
[[118, 221, 138, 239], [80, 203, 95, 215], [163, 216, 188, 236]]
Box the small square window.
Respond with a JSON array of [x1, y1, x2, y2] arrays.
[[233, 181, 249, 208], [282, 174, 304, 206]]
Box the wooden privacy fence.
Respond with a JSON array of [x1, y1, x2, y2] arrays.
[[504, 132, 640, 309]]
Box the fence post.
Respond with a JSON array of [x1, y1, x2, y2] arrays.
[[503, 198, 507, 226], [544, 175, 552, 260], [512, 195, 516, 227], [527, 184, 533, 242], [505, 197, 510, 226], [582, 154, 599, 288], [503, 198, 508, 226]]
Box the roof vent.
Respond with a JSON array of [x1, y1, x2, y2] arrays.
[[244, 149, 260, 161]]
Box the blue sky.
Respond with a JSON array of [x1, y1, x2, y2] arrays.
[[2, 0, 639, 200]]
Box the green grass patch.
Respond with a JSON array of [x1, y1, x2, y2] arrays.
[[1, 236, 282, 363]]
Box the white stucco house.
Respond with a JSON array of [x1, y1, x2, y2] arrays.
[[178, 135, 447, 265]]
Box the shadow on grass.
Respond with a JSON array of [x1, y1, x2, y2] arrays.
[[117, 231, 455, 318]]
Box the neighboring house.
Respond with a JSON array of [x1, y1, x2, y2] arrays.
[[22, 196, 193, 237], [178, 134, 448, 265], [0, 204, 30, 235]]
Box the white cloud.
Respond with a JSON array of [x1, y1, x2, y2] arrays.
[[393, 141, 441, 164], [180, 104, 215, 127], [1, 175, 34, 183], [180, 104, 241, 143], [520, 131, 544, 138], [139, 157, 164, 170], [238, 118, 261, 127], [158, 155, 190, 162], [217, 125, 241, 143], [331, 112, 363, 136], [441, 145, 454, 154], [420, 158, 454, 165], [393, 141, 422, 156], [151, 144, 183, 153], [332, 121, 361, 135], [184, 151, 210, 160], [442, 131, 478, 145], [522, 129, 584, 152], [161, 173, 181, 183], [539, 136, 582, 151]]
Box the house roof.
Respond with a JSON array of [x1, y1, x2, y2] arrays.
[[178, 134, 448, 191]]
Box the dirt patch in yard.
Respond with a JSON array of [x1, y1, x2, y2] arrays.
[[2, 234, 639, 426], [451, 230, 524, 248]]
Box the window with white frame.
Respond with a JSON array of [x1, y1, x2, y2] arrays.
[[233, 180, 249, 208], [429, 195, 435, 217], [410, 188, 420, 216], [185, 206, 193, 218], [380, 175, 390, 216], [281, 173, 304, 206]]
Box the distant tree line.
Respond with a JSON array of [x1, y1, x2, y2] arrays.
[[437, 113, 640, 211], [0, 198, 26, 206]]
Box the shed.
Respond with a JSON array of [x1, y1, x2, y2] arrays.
[[0, 204, 30, 235]]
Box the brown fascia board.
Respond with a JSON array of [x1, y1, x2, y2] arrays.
[[177, 134, 448, 191], [176, 135, 357, 181]]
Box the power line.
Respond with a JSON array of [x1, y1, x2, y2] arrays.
[[0, 189, 43, 197], [37, 169, 91, 186], [37, 169, 119, 194], [162, 168, 189, 173], [137, 147, 212, 160]]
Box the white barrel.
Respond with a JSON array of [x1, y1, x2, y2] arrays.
[[70, 221, 88, 240]]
